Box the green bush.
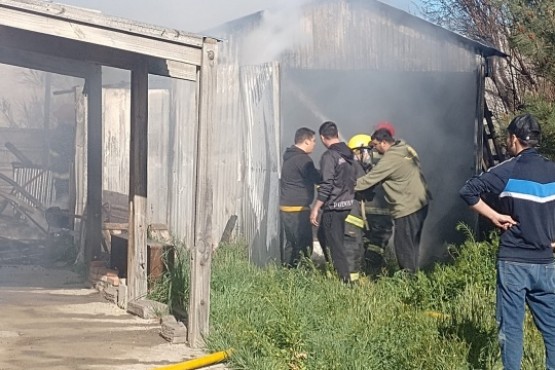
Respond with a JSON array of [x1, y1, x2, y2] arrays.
[[151, 231, 547, 369]]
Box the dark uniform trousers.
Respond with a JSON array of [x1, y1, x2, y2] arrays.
[[280, 209, 313, 267], [393, 205, 428, 273], [318, 209, 351, 282], [363, 213, 394, 276]]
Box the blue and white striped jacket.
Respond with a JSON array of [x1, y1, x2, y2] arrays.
[[460, 148, 555, 263]]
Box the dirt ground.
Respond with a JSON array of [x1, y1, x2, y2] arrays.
[[0, 217, 228, 370]]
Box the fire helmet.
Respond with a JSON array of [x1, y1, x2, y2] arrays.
[[376, 121, 396, 137], [347, 134, 372, 150]]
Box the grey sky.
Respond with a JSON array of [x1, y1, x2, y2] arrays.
[[59, 0, 421, 32]]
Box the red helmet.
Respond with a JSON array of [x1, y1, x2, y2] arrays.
[[376, 121, 395, 137]]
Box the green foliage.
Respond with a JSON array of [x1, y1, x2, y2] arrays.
[[421, 0, 555, 158], [202, 232, 512, 370], [148, 243, 190, 311], [508, 1, 555, 82], [517, 95, 555, 160], [151, 233, 548, 369]]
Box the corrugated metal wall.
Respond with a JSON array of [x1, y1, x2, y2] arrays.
[[100, 64, 281, 264], [210, 0, 490, 266], [166, 79, 197, 247], [102, 88, 171, 226], [297, 0, 477, 71], [214, 0, 479, 72], [239, 63, 281, 266]]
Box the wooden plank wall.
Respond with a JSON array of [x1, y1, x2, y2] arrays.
[[0, 128, 46, 194]]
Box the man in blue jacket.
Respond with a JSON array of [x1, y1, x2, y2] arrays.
[[459, 113, 555, 370]]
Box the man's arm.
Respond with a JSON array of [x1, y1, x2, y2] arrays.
[[311, 152, 333, 226], [316, 152, 334, 201], [300, 158, 321, 185], [469, 199, 516, 230], [355, 154, 396, 191], [310, 199, 324, 226], [459, 163, 516, 230]]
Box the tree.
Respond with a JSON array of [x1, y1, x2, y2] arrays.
[[420, 0, 555, 158]]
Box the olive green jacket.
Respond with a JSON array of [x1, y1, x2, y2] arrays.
[[355, 140, 430, 219]]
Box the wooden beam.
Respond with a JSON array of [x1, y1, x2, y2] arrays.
[[188, 38, 218, 348], [84, 65, 103, 267], [0, 26, 197, 81], [128, 59, 149, 302], [0, 6, 202, 66], [149, 59, 197, 82], [0, 0, 205, 47], [0, 45, 90, 78]]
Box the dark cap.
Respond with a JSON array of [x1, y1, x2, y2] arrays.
[[507, 113, 541, 144]]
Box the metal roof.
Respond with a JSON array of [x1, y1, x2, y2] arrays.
[[209, 0, 507, 59]]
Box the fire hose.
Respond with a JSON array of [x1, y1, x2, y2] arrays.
[[153, 349, 232, 370]]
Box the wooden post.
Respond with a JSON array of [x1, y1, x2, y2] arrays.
[[84, 65, 102, 267], [128, 59, 149, 302], [188, 38, 218, 348], [43, 72, 51, 169], [73, 86, 87, 249]]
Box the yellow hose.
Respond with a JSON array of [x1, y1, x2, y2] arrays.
[[153, 349, 232, 370], [424, 310, 451, 319]]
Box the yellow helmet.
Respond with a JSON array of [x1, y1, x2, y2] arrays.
[[347, 134, 372, 150]]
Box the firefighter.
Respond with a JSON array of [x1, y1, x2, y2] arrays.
[[343, 142, 367, 282], [355, 128, 431, 273], [347, 134, 394, 277], [310, 121, 357, 283]]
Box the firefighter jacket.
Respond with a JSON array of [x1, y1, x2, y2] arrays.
[[346, 161, 366, 230], [317, 142, 356, 211], [355, 140, 430, 219], [361, 152, 391, 216], [459, 148, 555, 264], [280, 145, 321, 209]]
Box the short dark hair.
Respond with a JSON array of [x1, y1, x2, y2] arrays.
[[507, 113, 541, 147], [319, 121, 338, 139], [371, 128, 395, 143], [294, 127, 315, 144]]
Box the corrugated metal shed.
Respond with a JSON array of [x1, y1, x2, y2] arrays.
[[209, 0, 506, 267]]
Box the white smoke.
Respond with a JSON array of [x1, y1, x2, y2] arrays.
[[239, 1, 311, 66]]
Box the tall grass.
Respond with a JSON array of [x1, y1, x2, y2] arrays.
[[151, 228, 548, 369]]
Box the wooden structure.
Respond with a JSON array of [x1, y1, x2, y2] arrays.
[[0, 0, 218, 347]]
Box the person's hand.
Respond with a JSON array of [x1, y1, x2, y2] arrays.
[[490, 213, 517, 231], [310, 208, 319, 227]]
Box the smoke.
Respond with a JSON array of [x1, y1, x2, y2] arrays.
[[239, 1, 311, 66], [57, 0, 418, 33], [57, 0, 312, 33]]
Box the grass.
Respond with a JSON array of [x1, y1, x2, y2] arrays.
[[150, 226, 548, 369]]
